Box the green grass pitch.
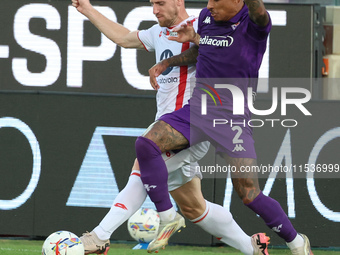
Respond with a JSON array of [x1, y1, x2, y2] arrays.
[[1, 239, 340, 255]]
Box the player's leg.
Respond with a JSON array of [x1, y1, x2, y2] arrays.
[[170, 177, 268, 255], [135, 120, 188, 221], [80, 159, 147, 255], [136, 120, 189, 252], [224, 155, 312, 255]]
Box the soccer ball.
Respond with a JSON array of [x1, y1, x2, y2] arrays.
[[127, 208, 160, 243], [42, 230, 84, 255]]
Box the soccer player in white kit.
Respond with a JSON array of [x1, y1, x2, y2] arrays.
[[71, 0, 270, 254]]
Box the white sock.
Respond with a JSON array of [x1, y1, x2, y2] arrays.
[[158, 207, 177, 222], [191, 200, 253, 255], [93, 170, 147, 240], [287, 234, 305, 250]]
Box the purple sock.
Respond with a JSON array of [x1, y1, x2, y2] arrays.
[[246, 191, 297, 242], [135, 136, 172, 212]]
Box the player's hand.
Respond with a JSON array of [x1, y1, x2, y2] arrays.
[[168, 20, 197, 44], [149, 60, 169, 90], [71, 0, 91, 13]]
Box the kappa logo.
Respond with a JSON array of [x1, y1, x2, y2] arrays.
[[144, 184, 157, 191], [203, 16, 211, 24], [272, 224, 283, 233], [232, 144, 246, 152]]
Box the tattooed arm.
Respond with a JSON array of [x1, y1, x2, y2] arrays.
[[162, 45, 199, 67], [149, 46, 199, 90], [244, 0, 269, 27]]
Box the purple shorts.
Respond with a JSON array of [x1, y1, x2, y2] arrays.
[[159, 104, 256, 159]]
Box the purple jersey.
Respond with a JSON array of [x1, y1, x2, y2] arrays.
[[190, 5, 272, 119], [161, 5, 272, 158], [196, 5, 271, 79]]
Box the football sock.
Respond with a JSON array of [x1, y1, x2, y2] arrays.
[[192, 200, 253, 255], [158, 207, 177, 221], [286, 234, 305, 250], [246, 191, 297, 242], [135, 136, 173, 217], [93, 171, 146, 240]]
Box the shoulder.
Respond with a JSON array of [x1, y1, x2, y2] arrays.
[[197, 8, 212, 32], [139, 23, 162, 40], [198, 8, 210, 22], [144, 23, 162, 34]]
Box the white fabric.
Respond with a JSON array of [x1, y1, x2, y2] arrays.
[[138, 16, 198, 120], [286, 234, 305, 250], [94, 174, 146, 240], [163, 141, 210, 191], [192, 201, 253, 255]]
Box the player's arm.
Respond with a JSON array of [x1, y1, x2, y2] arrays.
[[149, 45, 199, 90], [71, 0, 144, 49], [244, 0, 269, 27]]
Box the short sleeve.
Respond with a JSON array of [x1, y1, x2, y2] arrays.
[[247, 12, 272, 41], [137, 24, 159, 52]]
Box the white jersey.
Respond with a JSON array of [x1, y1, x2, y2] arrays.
[[138, 16, 198, 120]]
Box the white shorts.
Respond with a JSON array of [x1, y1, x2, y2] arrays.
[[162, 141, 210, 191]]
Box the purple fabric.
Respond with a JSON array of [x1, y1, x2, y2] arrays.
[[194, 5, 272, 118], [135, 136, 173, 212], [160, 103, 257, 158], [246, 192, 298, 242], [196, 5, 271, 79]]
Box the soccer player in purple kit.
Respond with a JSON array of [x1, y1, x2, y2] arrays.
[[139, 0, 313, 254]]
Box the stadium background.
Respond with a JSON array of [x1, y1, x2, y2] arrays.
[[0, 0, 339, 248]]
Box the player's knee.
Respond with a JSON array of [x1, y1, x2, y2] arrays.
[[238, 189, 261, 204], [179, 206, 198, 220], [178, 203, 205, 220], [135, 136, 161, 160]]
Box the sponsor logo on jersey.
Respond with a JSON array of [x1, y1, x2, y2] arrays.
[[158, 76, 178, 84], [160, 49, 174, 75], [199, 35, 234, 47], [164, 29, 178, 37]]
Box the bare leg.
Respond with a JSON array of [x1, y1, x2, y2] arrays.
[[171, 177, 254, 255], [223, 154, 299, 243]]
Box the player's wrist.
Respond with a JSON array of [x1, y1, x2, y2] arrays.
[[191, 33, 200, 45], [80, 2, 95, 16], [161, 58, 171, 68]]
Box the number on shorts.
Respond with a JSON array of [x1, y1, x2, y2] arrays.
[[232, 126, 243, 144]]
